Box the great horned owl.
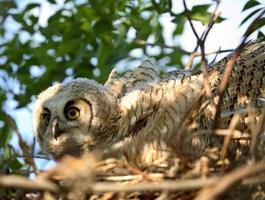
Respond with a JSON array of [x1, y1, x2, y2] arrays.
[[33, 40, 265, 168], [33, 60, 206, 167]]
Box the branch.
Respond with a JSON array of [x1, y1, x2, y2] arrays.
[[182, 0, 200, 43], [1, 111, 39, 175], [195, 161, 265, 200], [250, 107, 265, 161], [0, 175, 58, 192], [134, 39, 190, 55], [91, 178, 218, 193], [184, 0, 221, 69]]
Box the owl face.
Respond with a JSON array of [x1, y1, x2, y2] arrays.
[[33, 78, 120, 160]]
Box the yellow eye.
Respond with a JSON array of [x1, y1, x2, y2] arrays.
[[41, 112, 50, 125], [66, 107, 80, 120]]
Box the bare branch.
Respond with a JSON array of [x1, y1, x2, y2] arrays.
[[91, 178, 218, 193], [0, 175, 59, 192], [195, 162, 265, 200], [250, 107, 265, 161], [1, 111, 39, 175]]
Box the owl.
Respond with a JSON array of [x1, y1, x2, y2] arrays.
[[33, 60, 207, 167], [33, 40, 265, 168]]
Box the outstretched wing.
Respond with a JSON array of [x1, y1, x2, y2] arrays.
[[104, 60, 160, 97]]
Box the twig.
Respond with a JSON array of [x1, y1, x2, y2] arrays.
[[220, 114, 240, 164], [184, 0, 221, 69], [201, 2, 221, 44], [194, 49, 233, 57], [134, 39, 190, 55], [195, 161, 265, 200], [91, 177, 218, 193], [0, 175, 59, 192], [250, 107, 265, 161], [135, 39, 233, 59], [1, 111, 39, 175], [182, 0, 200, 43], [182, 0, 220, 109]]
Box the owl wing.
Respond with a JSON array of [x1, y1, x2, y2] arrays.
[[104, 60, 160, 97]]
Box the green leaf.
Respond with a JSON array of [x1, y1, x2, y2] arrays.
[[257, 31, 265, 39], [242, 0, 260, 11], [3, 145, 11, 160], [216, 16, 226, 23], [0, 125, 12, 147], [8, 158, 23, 171], [240, 7, 263, 26], [189, 4, 212, 25], [24, 3, 40, 12], [47, 0, 57, 4], [12, 13, 24, 24], [174, 23, 184, 35], [172, 14, 186, 35], [57, 39, 81, 56], [97, 43, 111, 67], [191, 12, 212, 25], [244, 17, 265, 37], [191, 4, 211, 13]]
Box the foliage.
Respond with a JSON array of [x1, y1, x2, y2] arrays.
[[0, 0, 265, 198]]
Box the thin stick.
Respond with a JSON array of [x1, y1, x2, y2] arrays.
[[91, 177, 218, 193], [0, 175, 58, 192], [250, 107, 265, 161], [220, 114, 240, 163], [2, 112, 39, 174], [185, 0, 221, 69], [195, 162, 265, 200]]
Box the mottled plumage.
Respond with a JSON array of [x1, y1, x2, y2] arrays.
[[33, 40, 265, 168]]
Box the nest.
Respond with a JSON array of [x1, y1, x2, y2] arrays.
[[2, 121, 265, 200]]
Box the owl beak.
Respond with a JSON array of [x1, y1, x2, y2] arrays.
[[52, 118, 65, 140]]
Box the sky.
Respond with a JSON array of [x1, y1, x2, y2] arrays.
[[6, 0, 265, 170]]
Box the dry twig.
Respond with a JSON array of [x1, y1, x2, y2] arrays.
[[195, 161, 265, 200], [1, 111, 39, 175], [0, 175, 58, 192], [220, 114, 240, 163], [250, 107, 265, 161], [91, 178, 218, 193]]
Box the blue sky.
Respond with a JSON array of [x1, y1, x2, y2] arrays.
[[6, 0, 265, 170]]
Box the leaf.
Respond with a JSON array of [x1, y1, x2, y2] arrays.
[[189, 4, 211, 25], [191, 4, 211, 13], [0, 125, 12, 147], [97, 43, 111, 67], [57, 39, 81, 56], [47, 0, 57, 4], [242, 0, 260, 11], [191, 12, 212, 25], [174, 23, 184, 35], [12, 13, 24, 24], [24, 3, 40, 12], [216, 16, 226, 23], [2, 145, 11, 160], [8, 158, 23, 171], [244, 17, 265, 37], [240, 7, 263, 26], [257, 31, 265, 39]]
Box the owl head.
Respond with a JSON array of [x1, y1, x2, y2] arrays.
[[33, 78, 120, 160]]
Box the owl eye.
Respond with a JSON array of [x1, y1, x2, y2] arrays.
[[41, 112, 51, 125], [65, 107, 80, 120]]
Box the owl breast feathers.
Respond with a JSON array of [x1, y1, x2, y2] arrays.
[[33, 41, 265, 168]]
